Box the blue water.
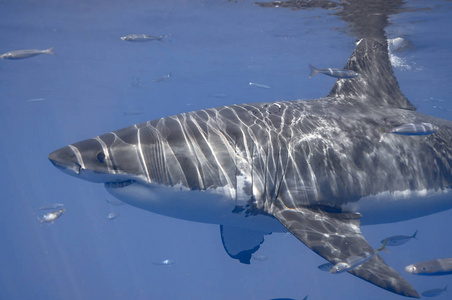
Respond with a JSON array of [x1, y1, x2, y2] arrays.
[[1, 0, 451, 299]]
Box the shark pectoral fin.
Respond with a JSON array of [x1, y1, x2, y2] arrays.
[[349, 255, 418, 297], [273, 206, 419, 298], [220, 225, 269, 264]]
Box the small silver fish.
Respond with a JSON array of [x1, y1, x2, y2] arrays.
[[380, 230, 417, 246], [405, 258, 452, 276], [36, 203, 64, 211], [38, 208, 66, 224], [379, 123, 438, 142], [27, 98, 47, 103], [153, 73, 172, 83], [120, 34, 164, 42], [421, 285, 447, 297], [318, 262, 335, 272], [153, 259, 177, 266], [249, 82, 271, 89], [330, 240, 388, 274], [107, 213, 119, 220], [309, 64, 359, 79], [389, 123, 438, 136], [0, 47, 55, 59]]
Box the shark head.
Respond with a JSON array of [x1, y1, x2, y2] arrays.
[[48, 129, 151, 185]]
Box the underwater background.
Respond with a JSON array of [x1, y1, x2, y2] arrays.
[[1, 0, 451, 299]]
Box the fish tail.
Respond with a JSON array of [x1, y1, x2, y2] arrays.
[[45, 47, 56, 55], [412, 230, 418, 239], [37, 217, 43, 224], [309, 64, 319, 78], [378, 239, 389, 253]]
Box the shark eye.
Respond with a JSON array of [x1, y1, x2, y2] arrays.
[[97, 152, 106, 163]]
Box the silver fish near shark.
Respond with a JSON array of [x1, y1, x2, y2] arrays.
[[48, 38, 452, 298], [381, 230, 418, 246], [308, 64, 359, 79], [379, 123, 439, 142], [38, 208, 66, 224], [389, 123, 438, 136], [153, 73, 172, 83], [0, 47, 55, 59], [330, 240, 388, 274], [152, 259, 177, 266], [405, 258, 452, 276], [249, 82, 271, 89], [107, 212, 119, 220], [120, 34, 164, 42]]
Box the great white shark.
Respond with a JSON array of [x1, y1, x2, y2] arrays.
[[48, 37, 452, 298]]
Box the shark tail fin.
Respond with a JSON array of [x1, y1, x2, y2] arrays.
[[308, 64, 319, 78], [412, 230, 418, 239], [328, 38, 416, 111]]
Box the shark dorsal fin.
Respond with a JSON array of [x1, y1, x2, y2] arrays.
[[328, 38, 416, 111]]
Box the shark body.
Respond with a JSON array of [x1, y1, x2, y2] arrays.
[[48, 38, 452, 298]]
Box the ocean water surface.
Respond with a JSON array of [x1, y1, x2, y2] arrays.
[[1, 0, 451, 299]]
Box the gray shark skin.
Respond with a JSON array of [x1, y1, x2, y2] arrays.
[[49, 37, 452, 298]]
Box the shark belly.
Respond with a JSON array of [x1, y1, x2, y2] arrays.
[[344, 188, 452, 225], [105, 181, 287, 233]]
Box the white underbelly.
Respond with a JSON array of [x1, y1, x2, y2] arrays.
[[106, 181, 452, 229], [105, 181, 287, 232], [343, 188, 452, 225]]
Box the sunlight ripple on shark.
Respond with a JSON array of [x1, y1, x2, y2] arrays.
[[48, 38, 452, 298]]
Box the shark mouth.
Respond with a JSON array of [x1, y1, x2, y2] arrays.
[[105, 179, 136, 189]]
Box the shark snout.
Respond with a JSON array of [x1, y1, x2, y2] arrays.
[[48, 146, 82, 175]]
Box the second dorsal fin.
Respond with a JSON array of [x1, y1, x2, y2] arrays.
[[328, 38, 416, 111]]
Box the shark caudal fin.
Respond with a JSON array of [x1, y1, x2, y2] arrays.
[[328, 38, 416, 111]]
